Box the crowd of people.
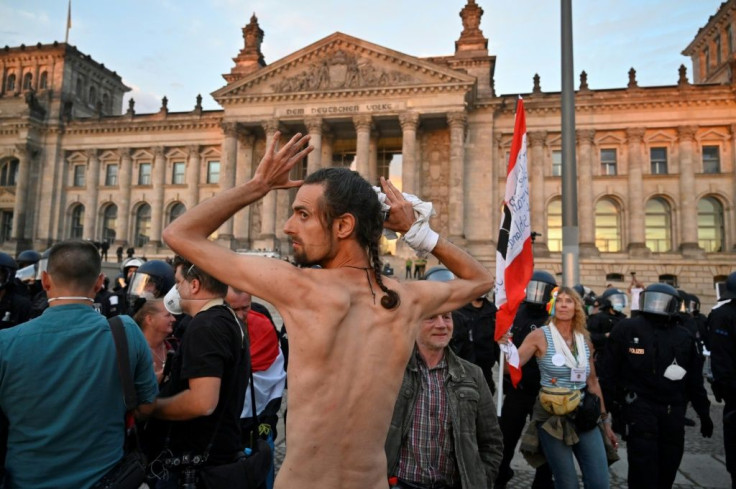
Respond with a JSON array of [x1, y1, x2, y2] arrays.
[[0, 129, 732, 489]]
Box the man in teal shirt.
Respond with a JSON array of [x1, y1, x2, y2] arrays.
[[0, 240, 158, 489]]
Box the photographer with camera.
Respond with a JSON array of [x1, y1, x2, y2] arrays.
[[148, 257, 250, 488]]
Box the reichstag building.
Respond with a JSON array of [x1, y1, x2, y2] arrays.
[[0, 0, 734, 306]]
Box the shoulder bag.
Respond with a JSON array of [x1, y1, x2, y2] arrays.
[[91, 316, 147, 489]]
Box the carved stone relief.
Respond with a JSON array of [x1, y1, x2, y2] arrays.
[[271, 49, 415, 93], [421, 129, 451, 236]]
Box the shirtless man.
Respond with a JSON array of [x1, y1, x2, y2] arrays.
[[162, 132, 492, 489]]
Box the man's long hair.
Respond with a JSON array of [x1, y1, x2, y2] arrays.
[[304, 167, 399, 309]]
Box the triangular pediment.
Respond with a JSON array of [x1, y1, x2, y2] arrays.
[[212, 32, 475, 102]]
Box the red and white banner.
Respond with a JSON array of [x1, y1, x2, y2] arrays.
[[494, 97, 533, 388]]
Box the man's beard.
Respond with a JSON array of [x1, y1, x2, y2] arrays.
[[293, 249, 318, 267]]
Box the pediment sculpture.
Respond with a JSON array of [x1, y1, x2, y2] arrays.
[[271, 50, 415, 93]]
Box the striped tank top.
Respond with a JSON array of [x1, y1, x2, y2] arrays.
[[538, 325, 590, 390]]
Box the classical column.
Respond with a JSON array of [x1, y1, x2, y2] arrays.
[[116, 148, 132, 246], [576, 129, 598, 255], [149, 146, 166, 247], [83, 149, 100, 241], [353, 115, 372, 179], [626, 128, 648, 255], [219, 122, 239, 241], [11, 144, 32, 242], [678, 125, 700, 253], [186, 145, 201, 209], [321, 130, 334, 169], [305, 117, 324, 175], [527, 131, 547, 253], [233, 133, 255, 246], [260, 120, 279, 241], [368, 134, 378, 185], [399, 111, 419, 195], [730, 124, 736, 250], [448, 112, 467, 240]]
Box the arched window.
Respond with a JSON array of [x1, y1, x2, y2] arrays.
[[546, 198, 562, 252], [6, 74, 16, 92], [102, 93, 110, 112], [70, 205, 84, 239], [102, 205, 117, 242], [168, 202, 186, 224], [22, 73, 32, 90], [88, 86, 96, 105], [645, 198, 672, 252], [0, 159, 19, 187], [39, 71, 48, 90], [595, 198, 621, 252], [135, 204, 151, 247], [698, 197, 724, 252]]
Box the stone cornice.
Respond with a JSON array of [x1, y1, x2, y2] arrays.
[[61, 117, 223, 136], [216, 83, 473, 106]]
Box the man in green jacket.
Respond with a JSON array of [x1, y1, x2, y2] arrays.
[[385, 266, 503, 489]]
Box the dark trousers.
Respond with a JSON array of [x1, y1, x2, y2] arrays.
[[724, 399, 736, 488], [496, 385, 553, 489], [625, 397, 686, 489]]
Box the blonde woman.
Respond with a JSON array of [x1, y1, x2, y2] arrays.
[[133, 299, 175, 383], [500, 286, 617, 489]]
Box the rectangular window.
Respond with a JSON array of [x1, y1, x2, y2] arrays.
[[551, 150, 562, 177], [105, 164, 118, 186], [138, 162, 152, 185], [207, 161, 220, 184], [716, 35, 722, 65], [650, 147, 668, 175], [703, 146, 721, 173], [600, 149, 617, 176], [705, 47, 711, 74], [73, 165, 86, 187], [0, 211, 12, 243], [172, 162, 186, 185]]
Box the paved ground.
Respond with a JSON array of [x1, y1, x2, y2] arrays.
[[257, 297, 732, 489]]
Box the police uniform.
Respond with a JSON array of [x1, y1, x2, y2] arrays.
[[602, 287, 712, 489], [496, 301, 553, 489], [708, 298, 736, 486]]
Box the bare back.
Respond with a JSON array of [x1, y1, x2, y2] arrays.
[[273, 267, 425, 489]]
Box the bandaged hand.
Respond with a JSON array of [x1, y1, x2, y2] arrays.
[[375, 179, 438, 257]]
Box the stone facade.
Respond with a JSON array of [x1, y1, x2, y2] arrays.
[[0, 1, 735, 309]]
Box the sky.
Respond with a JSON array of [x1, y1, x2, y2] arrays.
[[0, 1, 726, 113]]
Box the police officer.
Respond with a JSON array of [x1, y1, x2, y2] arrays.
[[14, 249, 41, 298], [708, 271, 736, 489], [602, 283, 713, 489], [587, 287, 627, 352], [451, 292, 498, 393], [495, 270, 555, 489], [113, 257, 144, 314], [0, 253, 31, 330]]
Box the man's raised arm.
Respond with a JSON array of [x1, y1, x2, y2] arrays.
[[162, 132, 312, 293], [380, 177, 492, 316]]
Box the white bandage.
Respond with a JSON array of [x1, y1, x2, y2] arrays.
[[373, 187, 438, 257], [403, 219, 439, 257]]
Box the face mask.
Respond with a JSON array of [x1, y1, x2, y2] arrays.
[[663, 358, 687, 381], [163, 285, 183, 315], [612, 303, 626, 313]]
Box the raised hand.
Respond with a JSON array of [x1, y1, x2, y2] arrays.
[[380, 176, 415, 234], [253, 131, 313, 191]]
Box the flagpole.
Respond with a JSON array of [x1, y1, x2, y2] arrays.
[[65, 0, 72, 44], [496, 350, 504, 417]]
